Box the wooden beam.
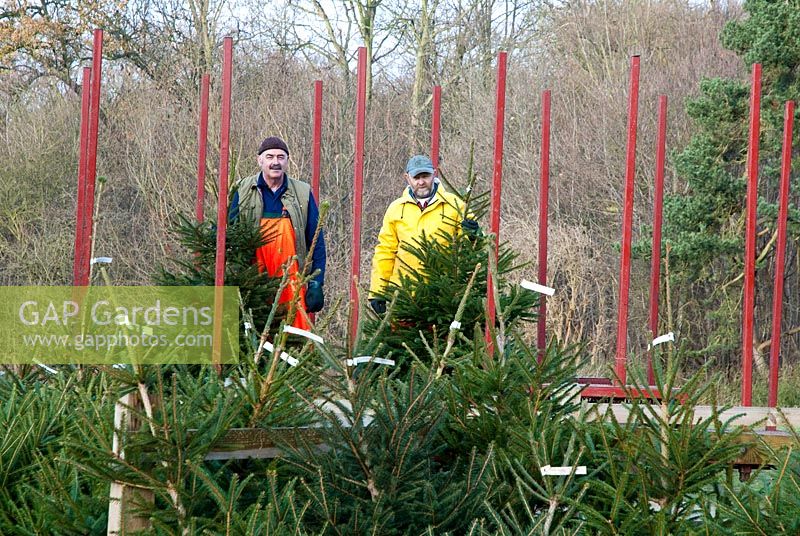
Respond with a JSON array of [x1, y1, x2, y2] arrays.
[[585, 404, 800, 468], [734, 430, 796, 467], [590, 404, 800, 428], [199, 404, 800, 464], [202, 427, 325, 460], [580, 384, 667, 401], [199, 404, 800, 461]]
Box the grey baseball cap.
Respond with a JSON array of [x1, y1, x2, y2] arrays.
[[405, 155, 435, 177]]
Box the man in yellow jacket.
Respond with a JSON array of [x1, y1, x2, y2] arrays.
[[368, 155, 479, 313]]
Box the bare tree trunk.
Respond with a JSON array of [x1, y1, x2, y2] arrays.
[[410, 0, 439, 149], [351, 0, 379, 101], [478, 0, 494, 82], [188, 0, 218, 73]]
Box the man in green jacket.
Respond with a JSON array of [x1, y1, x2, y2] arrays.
[[229, 137, 326, 328]]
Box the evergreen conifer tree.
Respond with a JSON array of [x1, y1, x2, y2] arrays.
[[155, 214, 284, 345], [634, 0, 800, 368]]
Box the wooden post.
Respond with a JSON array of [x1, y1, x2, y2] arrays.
[[84, 29, 104, 285], [537, 89, 551, 361], [349, 47, 368, 346], [742, 63, 762, 407], [485, 51, 508, 354], [312, 80, 323, 201], [73, 67, 92, 286], [107, 393, 153, 534], [647, 95, 668, 385], [431, 85, 442, 171], [614, 55, 640, 386], [768, 100, 794, 409], [196, 74, 210, 223]]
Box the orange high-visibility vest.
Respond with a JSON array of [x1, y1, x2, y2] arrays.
[[255, 215, 309, 330]]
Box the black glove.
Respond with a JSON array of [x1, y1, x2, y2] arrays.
[[306, 281, 324, 313], [369, 298, 387, 315], [461, 218, 480, 237]]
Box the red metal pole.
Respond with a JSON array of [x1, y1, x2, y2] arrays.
[[213, 37, 233, 372], [485, 51, 508, 351], [431, 85, 442, 172], [614, 55, 640, 386], [312, 80, 323, 201], [73, 67, 92, 286], [742, 63, 762, 407], [537, 89, 551, 360], [215, 37, 233, 287], [349, 47, 367, 346], [82, 29, 103, 285], [648, 95, 668, 385], [196, 74, 210, 223], [768, 100, 794, 408]]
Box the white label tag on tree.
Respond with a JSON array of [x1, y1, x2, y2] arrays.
[[540, 465, 587, 476], [36, 362, 58, 375], [283, 325, 324, 344], [649, 332, 675, 349], [450, 321, 462, 331], [280, 352, 298, 366], [260, 341, 298, 366], [91, 257, 113, 265], [346, 356, 395, 367], [223, 377, 248, 388], [521, 280, 555, 296]]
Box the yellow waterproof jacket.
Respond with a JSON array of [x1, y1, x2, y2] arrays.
[[369, 186, 464, 297]]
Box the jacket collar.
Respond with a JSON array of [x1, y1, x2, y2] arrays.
[[403, 181, 442, 208]]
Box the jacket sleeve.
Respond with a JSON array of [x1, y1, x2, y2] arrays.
[[228, 190, 240, 222], [369, 206, 399, 298], [305, 190, 326, 286]]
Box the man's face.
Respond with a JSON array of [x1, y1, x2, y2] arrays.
[[405, 172, 434, 198], [258, 149, 289, 181]]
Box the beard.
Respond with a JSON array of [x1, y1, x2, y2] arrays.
[[413, 185, 432, 198]]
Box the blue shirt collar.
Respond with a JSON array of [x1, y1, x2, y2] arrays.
[[257, 172, 287, 196]]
